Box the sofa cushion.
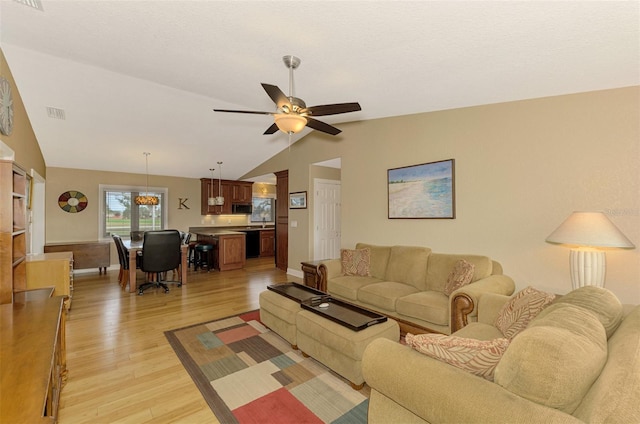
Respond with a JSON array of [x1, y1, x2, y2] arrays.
[[494, 304, 608, 413], [453, 322, 505, 341], [328, 275, 382, 301], [358, 281, 419, 312], [572, 306, 640, 423], [536, 286, 623, 339], [396, 291, 449, 326], [426, 254, 493, 293], [356, 243, 392, 279], [443, 259, 475, 296], [384, 246, 431, 291], [340, 247, 371, 276], [495, 286, 555, 339], [405, 333, 510, 381]]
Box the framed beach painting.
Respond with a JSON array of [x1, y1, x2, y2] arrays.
[[388, 159, 455, 219], [289, 191, 307, 209]]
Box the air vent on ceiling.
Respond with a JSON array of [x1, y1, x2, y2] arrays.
[[13, 0, 43, 11], [46, 107, 66, 120]]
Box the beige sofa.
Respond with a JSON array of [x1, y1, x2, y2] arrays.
[[318, 243, 515, 334], [362, 286, 640, 423]]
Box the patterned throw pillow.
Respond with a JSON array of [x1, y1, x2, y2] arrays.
[[495, 286, 556, 339], [443, 259, 475, 296], [341, 248, 371, 276], [405, 333, 510, 381]]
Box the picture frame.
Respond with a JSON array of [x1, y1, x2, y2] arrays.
[[388, 159, 455, 219], [289, 191, 307, 209]]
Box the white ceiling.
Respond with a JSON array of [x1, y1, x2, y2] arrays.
[[1, 1, 638, 183]]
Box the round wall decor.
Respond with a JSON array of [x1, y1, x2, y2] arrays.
[[58, 190, 88, 213]]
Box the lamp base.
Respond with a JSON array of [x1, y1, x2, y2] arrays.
[[569, 248, 605, 289]]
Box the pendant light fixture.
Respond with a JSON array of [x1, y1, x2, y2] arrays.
[[214, 161, 225, 205], [208, 168, 216, 206], [134, 152, 159, 206]]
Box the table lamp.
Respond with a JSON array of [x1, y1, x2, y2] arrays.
[[546, 211, 635, 289]]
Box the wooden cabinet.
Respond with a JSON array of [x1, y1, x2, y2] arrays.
[[232, 182, 253, 203], [217, 233, 246, 271], [200, 179, 253, 214], [259, 229, 275, 257], [44, 241, 110, 273], [0, 290, 67, 423], [26, 252, 74, 309], [275, 170, 289, 271], [0, 160, 28, 304]]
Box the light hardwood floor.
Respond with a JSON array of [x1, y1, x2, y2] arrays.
[[59, 258, 301, 424]]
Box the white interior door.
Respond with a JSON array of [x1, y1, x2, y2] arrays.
[[313, 179, 341, 260]]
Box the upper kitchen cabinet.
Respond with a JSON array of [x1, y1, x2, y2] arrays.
[[232, 182, 253, 203], [200, 179, 253, 214]]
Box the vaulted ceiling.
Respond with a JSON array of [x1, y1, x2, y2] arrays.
[[1, 1, 638, 181]]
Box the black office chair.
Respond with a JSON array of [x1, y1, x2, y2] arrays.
[[138, 230, 182, 295]]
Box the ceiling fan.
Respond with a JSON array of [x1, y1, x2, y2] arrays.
[[214, 55, 361, 136]]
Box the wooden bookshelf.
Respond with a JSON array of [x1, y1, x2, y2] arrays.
[[0, 160, 28, 304]]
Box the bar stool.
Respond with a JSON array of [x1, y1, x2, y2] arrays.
[[187, 241, 199, 269], [194, 244, 214, 271]]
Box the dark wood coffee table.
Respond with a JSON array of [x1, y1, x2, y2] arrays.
[[267, 282, 388, 331]]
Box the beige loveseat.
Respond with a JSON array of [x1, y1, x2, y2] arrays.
[[318, 243, 515, 334], [362, 286, 640, 423]]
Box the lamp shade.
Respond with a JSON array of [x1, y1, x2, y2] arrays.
[[546, 212, 635, 248], [274, 114, 307, 134]]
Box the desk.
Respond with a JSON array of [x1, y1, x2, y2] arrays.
[[123, 240, 188, 293], [1, 290, 67, 422]]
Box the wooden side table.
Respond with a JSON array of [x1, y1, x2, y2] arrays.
[[300, 260, 328, 290]]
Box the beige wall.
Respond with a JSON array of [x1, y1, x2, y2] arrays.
[[0, 48, 45, 176], [245, 87, 640, 303]]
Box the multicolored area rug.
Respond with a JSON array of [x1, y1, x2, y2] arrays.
[[165, 310, 369, 424]]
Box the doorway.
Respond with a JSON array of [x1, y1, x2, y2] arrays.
[[313, 178, 341, 260]]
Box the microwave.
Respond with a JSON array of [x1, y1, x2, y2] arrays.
[[232, 203, 253, 214]]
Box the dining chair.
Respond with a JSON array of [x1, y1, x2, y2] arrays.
[[138, 230, 182, 295], [112, 234, 130, 288]]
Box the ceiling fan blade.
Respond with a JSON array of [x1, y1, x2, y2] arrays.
[[263, 123, 279, 135], [305, 117, 342, 136], [261, 84, 291, 109], [213, 109, 273, 115], [306, 102, 361, 117]]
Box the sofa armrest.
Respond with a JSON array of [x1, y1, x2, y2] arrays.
[[450, 274, 515, 332], [318, 259, 341, 292], [362, 338, 581, 424]]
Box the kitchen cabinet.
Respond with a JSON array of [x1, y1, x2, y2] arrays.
[[26, 252, 74, 310], [260, 230, 275, 257], [232, 182, 253, 203], [200, 179, 253, 214], [0, 160, 27, 304], [217, 233, 246, 270], [194, 232, 246, 271]]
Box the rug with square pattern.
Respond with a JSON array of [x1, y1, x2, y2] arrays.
[[164, 310, 369, 424]]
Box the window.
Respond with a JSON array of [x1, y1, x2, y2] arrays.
[[99, 185, 168, 240], [251, 197, 275, 223]]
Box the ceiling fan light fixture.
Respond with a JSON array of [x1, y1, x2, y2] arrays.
[[274, 113, 307, 134]]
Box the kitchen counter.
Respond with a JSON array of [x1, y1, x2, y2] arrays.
[[189, 226, 274, 235]]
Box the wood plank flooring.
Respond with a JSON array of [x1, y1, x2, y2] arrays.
[[59, 258, 301, 424]]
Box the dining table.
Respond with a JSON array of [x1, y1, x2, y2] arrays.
[[123, 240, 188, 293]]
